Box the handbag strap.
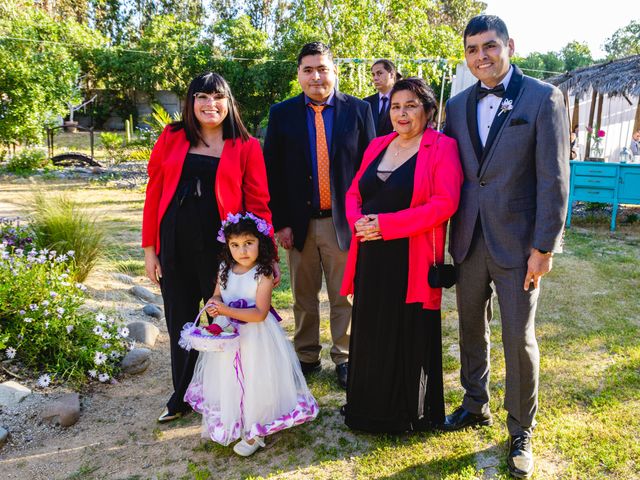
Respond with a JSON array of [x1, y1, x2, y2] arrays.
[[432, 229, 437, 267]]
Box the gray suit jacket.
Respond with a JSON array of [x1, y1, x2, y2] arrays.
[[444, 66, 570, 268]]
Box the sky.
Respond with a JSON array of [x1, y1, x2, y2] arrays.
[[484, 0, 638, 59]]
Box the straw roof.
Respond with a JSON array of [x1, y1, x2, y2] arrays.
[[546, 54, 640, 98]]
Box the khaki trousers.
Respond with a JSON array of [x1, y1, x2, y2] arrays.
[[287, 217, 351, 366]]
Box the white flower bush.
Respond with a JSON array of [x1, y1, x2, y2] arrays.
[[0, 220, 134, 384]]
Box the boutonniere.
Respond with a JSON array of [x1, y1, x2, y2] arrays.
[[498, 98, 513, 117]]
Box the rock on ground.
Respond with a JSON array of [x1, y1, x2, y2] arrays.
[[0, 426, 8, 447], [129, 285, 162, 304], [127, 321, 160, 346], [0, 381, 32, 407], [121, 348, 152, 374], [142, 303, 163, 319], [40, 393, 81, 428], [113, 273, 136, 285]]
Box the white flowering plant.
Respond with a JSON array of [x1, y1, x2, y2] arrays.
[[0, 219, 131, 384]]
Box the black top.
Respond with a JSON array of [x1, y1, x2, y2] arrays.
[[359, 149, 417, 215], [160, 153, 221, 264]]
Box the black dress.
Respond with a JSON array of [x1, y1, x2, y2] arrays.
[[345, 150, 445, 433], [158, 152, 222, 415]]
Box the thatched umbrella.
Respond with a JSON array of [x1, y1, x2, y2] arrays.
[[546, 55, 640, 156]]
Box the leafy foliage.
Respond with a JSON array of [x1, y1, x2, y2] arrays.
[[5, 148, 49, 173], [30, 194, 105, 282], [0, 2, 104, 145], [0, 219, 130, 384], [515, 41, 594, 79], [604, 20, 640, 59]]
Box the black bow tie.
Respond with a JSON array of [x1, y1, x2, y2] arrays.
[[477, 84, 505, 99]]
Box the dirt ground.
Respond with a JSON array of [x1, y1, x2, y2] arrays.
[[0, 178, 344, 480]]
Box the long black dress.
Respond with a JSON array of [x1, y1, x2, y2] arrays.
[[158, 152, 222, 415], [344, 149, 445, 433]]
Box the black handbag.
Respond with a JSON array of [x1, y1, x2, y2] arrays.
[[427, 229, 456, 288]]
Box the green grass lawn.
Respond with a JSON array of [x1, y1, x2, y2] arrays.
[[165, 224, 640, 480], [1, 156, 638, 478]]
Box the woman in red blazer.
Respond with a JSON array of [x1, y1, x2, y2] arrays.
[[340, 78, 463, 433], [142, 72, 273, 423]]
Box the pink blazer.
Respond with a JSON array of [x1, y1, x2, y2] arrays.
[[340, 128, 463, 310]]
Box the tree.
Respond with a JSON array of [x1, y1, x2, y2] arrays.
[[561, 41, 593, 71], [274, 0, 478, 98], [604, 20, 640, 59], [515, 51, 564, 79], [0, 2, 102, 144]]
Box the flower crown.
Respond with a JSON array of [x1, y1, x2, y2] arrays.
[[216, 212, 272, 243]]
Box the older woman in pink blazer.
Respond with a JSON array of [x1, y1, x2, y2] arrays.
[[340, 78, 463, 433]]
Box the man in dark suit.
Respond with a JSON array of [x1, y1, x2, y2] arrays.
[[264, 42, 375, 389], [362, 59, 399, 136], [442, 15, 569, 479]]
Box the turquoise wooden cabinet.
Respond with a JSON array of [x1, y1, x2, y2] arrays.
[[566, 161, 640, 231]]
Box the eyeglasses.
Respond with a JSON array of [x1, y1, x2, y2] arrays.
[[193, 92, 226, 103]]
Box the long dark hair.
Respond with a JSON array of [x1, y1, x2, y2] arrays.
[[218, 216, 276, 289], [171, 72, 250, 145]]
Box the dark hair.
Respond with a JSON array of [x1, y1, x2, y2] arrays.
[[171, 72, 249, 145], [218, 216, 276, 289], [297, 42, 333, 66], [463, 15, 510, 46], [371, 59, 402, 81], [390, 77, 438, 124]]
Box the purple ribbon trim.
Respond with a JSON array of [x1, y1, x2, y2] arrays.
[[227, 298, 282, 324], [233, 349, 245, 430]]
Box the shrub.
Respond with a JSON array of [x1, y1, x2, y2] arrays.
[[100, 131, 128, 165], [6, 148, 49, 173], [30, 194, 104, 282], [0, 217, 33, 250], [0, 221, 131, 384], [100, 131, 123, 151]]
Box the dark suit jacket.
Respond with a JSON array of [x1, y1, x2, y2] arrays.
[[444, 66, 570, 268], [363, 93, 393, 136], [264, 91, 376, 251]]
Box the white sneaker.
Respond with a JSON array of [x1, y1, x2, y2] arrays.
[[233, 437, 265, 456]]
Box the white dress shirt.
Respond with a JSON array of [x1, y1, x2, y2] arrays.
[[477, 66, 514, 147]]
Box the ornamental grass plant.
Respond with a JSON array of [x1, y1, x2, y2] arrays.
[[30, 193, 104, 282], [0, 220, 130, 385]]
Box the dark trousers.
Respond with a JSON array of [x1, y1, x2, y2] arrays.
[[159, 249, 218, 414], [455, 231, 540, 436]]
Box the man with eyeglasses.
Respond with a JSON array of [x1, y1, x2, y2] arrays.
[[264, 42, 375, 389]]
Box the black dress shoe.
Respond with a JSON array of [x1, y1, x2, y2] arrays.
[[507, 434, 534, 478], [335, 362, 348, 389], [440, 405, 493, 431], [299, 360, 321, 375]]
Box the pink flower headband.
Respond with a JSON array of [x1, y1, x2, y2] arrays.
[[216, 212, 272, 243]]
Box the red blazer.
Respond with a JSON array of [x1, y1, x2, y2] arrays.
[[340, 128, 463, 309], [142, 126, 273, 254]]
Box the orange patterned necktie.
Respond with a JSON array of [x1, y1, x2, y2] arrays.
[[309, 103, 331, 210]]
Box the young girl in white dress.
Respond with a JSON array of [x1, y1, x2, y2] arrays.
[[183, 212, 318, 456]]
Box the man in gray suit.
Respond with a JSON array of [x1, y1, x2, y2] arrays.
[[442, 15, 569, 479]]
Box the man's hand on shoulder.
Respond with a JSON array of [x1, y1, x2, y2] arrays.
[[523, 248, 553, 291]]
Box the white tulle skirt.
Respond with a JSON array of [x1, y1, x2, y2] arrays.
[[184, 313, 318, 445]]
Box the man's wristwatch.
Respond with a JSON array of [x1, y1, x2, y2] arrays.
[[536, 248, 553, 256]]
